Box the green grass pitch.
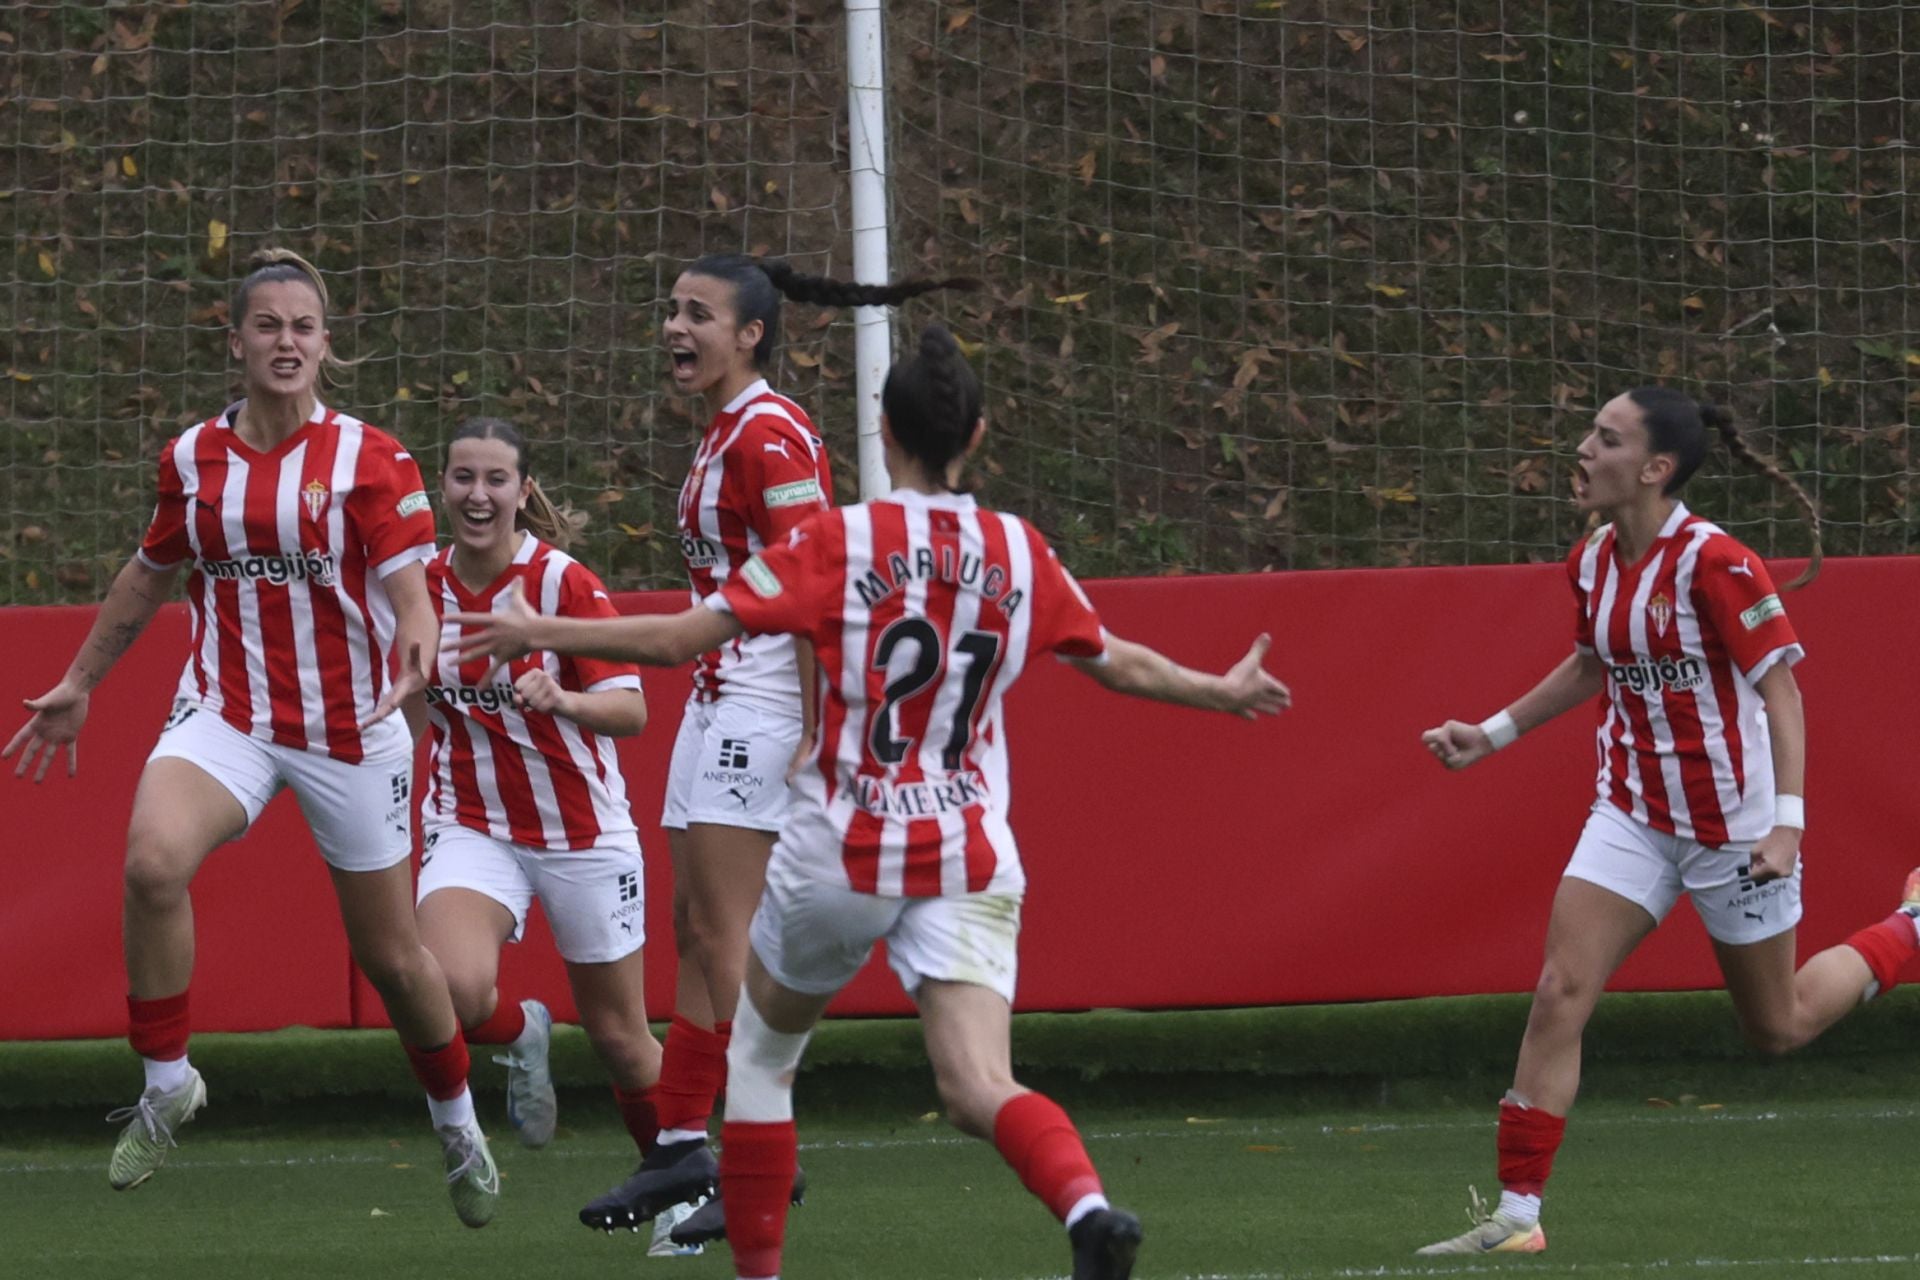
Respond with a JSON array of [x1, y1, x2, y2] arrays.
[[5, 1089, 1914, 1279]]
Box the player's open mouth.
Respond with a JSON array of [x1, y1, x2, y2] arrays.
[[670, 348, 698, 376], [1571, 463, 1590, 499], [271, 359, 302, 375], [461, 506, 496, 529]]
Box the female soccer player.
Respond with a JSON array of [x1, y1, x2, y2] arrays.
[[414, 419, 662, 1180], [1414, 387, 1919, 1255], [574, 255, 973, 1237], [3, 249, 498, 1227], [449, 324, 1291, 1280]]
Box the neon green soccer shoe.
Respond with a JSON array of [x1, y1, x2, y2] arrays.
[[107, 1068, 208, 1190]]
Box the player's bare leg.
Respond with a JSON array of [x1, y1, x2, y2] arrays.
[[419, 887, 556, 1147], [920, 980, 1141, 1280], [1420, 877, 1654, 1255], [110, 758, 246, 1189], [582, 824, 779, 1233], [1718, 926, 1885, 1055], [570, 949, 669, 1241], [336, 863, 496, 1227], [718, 954, 831, 1280]]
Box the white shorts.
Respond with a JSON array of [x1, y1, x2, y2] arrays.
[[661, 696, 801, 833], [416, 825, 646, 964], [749, 855, 1022, 1004], [147, 698, 412, 873], [1563, 801, 1803, 945]]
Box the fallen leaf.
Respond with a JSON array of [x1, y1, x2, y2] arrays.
[[1367, 282, 1407, 298], [208, 219, 229, 256], [37, 251, 55, 278], [1051, 292, 1089, 305], [121, 155, 138, 178], [944, 8, 973, 34], [370, 1208, 391, 1217]]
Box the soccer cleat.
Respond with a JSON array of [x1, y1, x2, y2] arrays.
[[1414, 1187, 1546, 1255], [578, 1138, 718, 1231], [492, 998, 556, 1149], [1069, 1207, 1144, 1280], [648, 1197, 706, 1257], [107, 1068, 208, 1190], [667, 1167, 809, 1247], [438, 1117, 501, 1228]]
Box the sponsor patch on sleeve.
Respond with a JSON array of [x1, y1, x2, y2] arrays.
[[1739, 593, 1785, 631], [741, 555, 784, 599], [762, 478, 823, 510], [396, 490, 431, 519]]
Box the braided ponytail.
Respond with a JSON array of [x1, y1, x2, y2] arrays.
[[1702, 404, 1823, 590], [231, 247, 357, 382], [683, 253, 980, 370]]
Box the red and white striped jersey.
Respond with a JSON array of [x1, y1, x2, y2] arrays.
[[424, 537, 642, 851], [136, 402, 436, 763], [676, 378, 832, 714], [712, 489, 1108, 897], [1569, 503, 1804, 846]]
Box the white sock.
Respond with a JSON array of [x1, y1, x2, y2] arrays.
[[1064, 1192, 1110, 1230], [427, 1086, 476, 1130], [656, 1127, 708, 1146], [1497, 1190, 1541, 1226], [143, 1055, 194, 1095]]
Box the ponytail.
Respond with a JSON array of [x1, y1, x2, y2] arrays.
[[1703, 404, 1823, 590], [518, 477, 587, 550], [231, 247, 356, 382], [684, 253, 980, 370]]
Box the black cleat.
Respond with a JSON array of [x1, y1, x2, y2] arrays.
[[667, 1166, 809, 1247], [1069, 1207, 1144, 1280], [577, 1139, 719, 1230]]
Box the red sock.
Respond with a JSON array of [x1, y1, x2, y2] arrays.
[[462, 996, 527, 1046], [1845, 912, 1919, 995], [1496, 1099, 1567, 1196], [719, 1120, 797, 1279], [127, 991, 191, 1061], [991, 1092, 1104, 1222], [404, 1035, 472, 1102], [654, 1014, 729, 1133], [613, 1084, 660, 1155]]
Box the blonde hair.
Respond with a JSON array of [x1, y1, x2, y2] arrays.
[[447, 417, 588, 550], [231, 247, 357, 383]]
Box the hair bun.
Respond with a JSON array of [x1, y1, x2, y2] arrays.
[[1697, 400, 1734, 433], [917, 324, 959, 361]]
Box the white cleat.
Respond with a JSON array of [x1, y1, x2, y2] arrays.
[[648, 1195, 708, 1256], [494, 998, 556, 1149], [1415, 1187, 1546, 1255], [107, 1068, 208, 1190], [438, 1117, 501, 1228]]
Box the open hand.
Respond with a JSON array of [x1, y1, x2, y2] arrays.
[[361, 641, 429, 730], [1220, 634, 1290, 719], [446, 580, 541, 685], [3, 682, 88, 782]]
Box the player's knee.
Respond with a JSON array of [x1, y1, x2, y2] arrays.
[[443, 976, 496, 1029], [1531, 960, 1599, 1016], [122, 838, 196, 912], [1738, 1015, 1803, 1057], [353, 940, 427, 997], [581, 1012, 662, 1083]]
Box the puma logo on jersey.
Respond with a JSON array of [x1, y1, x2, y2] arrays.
[[763, 440, 790, 459], [1728, 558, 1755, 578]]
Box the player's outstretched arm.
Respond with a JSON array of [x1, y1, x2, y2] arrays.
[[446, 580, 745, 672], [1421, 649, 1605, 771], [1066, 633, 1290, 719], [4, 554, 181, 782]]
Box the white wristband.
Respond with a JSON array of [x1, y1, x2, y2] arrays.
[[1478, 709, 1519, 751], [1774, 794, 1805, 830]]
